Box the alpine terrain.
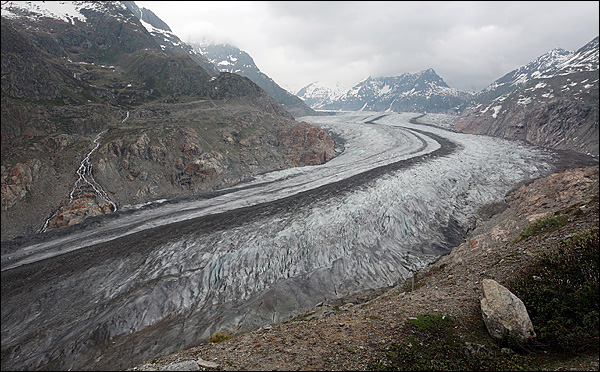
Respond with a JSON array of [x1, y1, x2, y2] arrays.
[[1, 1, 334, 241], [1, 2, 598, 372], [455, 36, 599, 157], [192, 42, 317, 118], [297, 68, 473, 114]]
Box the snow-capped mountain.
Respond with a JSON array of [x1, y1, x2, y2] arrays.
[[544, 36, 599, 76], [456, 36, 599, 157], [192, 42, 316, 117], [295, 82, 349, 109], [298, 69, 474, 114], [121, 1, 219, 74], [478, 48, 573, 103]]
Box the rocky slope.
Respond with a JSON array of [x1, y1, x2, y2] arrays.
[[193, 42, 317, 118], [0, 1, 334, 240], [120, 4, 316, 118], [297, 69, 474, 114], [455, 36, 599, 157], [131, 163, 599, 371]]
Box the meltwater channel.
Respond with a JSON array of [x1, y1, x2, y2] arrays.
[[1, 112, 556, 371]]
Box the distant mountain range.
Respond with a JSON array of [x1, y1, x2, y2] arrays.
[[298, 68, 472, 114], [296, 36, 598, 157]]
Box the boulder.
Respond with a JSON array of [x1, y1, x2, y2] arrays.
[[159, 360, 199, 371], [480, 279, 536, 342]]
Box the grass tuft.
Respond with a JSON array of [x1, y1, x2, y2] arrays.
[[207, 332, 233, 343]]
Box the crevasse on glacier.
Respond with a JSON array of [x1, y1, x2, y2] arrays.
[[0, 112, 555, 371]]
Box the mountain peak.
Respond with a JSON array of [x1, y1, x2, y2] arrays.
[[298, 69, 471, 113], [122, 1, 172, 32], [193, 42, 316, 117]]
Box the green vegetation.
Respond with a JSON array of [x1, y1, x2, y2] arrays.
[[509, 226, 599, 352], [372, 195, 599, 371], [286, 312, 312, 323], [207, 332, 233, 343], [370, 314, 524, 371], [512, 215, 570, 244]]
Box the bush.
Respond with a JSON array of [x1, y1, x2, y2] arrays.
[[370, 314, 523, 371], [510, 227, 599, 352], [207, 332, 233, 343]]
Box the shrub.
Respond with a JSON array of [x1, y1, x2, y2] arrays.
[[370, 314, 523, 371], [207, 332, 233, 343], [510, 227, 599, 352]]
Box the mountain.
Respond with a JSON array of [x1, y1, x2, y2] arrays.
[[1, 1, 334, 241], [476, 48, 573, 104], [298, 69, 474, 114], [121, 1, 220, 75], [295, 81, 349, 110], [455, 36, 599, 157], [193, 42, 317, 118]]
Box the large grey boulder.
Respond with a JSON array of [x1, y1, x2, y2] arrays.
[[480, 279, 536, 342]]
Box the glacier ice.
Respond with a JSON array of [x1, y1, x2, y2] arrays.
[[0, 112, 556, 371]]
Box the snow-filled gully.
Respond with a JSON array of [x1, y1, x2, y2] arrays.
[[0, 112, 556, 371]]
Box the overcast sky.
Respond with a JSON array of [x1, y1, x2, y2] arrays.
[[136, 1, 599, 93]]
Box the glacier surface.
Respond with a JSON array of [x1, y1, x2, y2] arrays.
[[0, 112, 556, 371]]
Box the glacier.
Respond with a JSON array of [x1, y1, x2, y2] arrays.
[[0, 112, 556, 371]]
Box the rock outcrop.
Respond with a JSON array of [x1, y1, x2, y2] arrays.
[[480, 278, 536, 342]]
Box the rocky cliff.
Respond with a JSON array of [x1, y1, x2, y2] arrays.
[[0, 1, 334, 240]]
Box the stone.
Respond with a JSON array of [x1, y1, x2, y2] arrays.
[[159, 360, 199, 371], [480, 279, 536, 342], [196, 358, 220, 370]]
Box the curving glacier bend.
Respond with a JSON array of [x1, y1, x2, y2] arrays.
[[0, 112, 556, 371]]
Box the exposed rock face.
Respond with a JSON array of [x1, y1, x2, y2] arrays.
[[0, 1, 335, 240], [279, 122, 336, 165], [480, 278, 536, 342], [1, 159, 42, 210], [455, 37, 599, 157], [454, 71, 599, 156], [441, 166, 599, 266]]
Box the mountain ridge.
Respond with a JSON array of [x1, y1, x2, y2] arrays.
[[455, 36, 599, 157], [192, 42, 317, 118], [297, 68, 474, 114], [1, 0, 335, 241]]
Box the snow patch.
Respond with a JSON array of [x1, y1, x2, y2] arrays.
[[491, 105, 502, 118]]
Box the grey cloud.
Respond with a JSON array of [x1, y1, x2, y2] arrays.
[[137, 1, 599, 92]]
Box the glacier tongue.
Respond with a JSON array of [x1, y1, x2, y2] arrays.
[[0, 112, 555, 371]]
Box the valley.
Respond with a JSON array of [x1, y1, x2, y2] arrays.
[[1, 2, 598, 371], [1, 111, 562, 371]]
